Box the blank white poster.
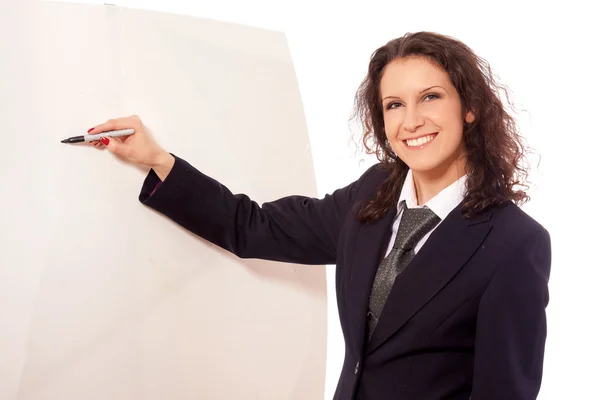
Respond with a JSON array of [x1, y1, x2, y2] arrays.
[[1, 2, 326, 399]]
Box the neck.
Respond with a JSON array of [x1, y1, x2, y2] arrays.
[[412, 156, 467, 205]]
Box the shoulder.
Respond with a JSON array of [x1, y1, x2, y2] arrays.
[[352, 162, 392, 196], [489, 202, 549, 242], [484, 202, 551, 281]]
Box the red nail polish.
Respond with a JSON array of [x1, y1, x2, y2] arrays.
[[87, 128, 94, 133], [101, 137, 110, 145]]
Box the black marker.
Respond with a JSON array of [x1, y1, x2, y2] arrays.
[[61, 128, 135, 143]]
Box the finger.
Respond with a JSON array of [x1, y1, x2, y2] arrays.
[[88, 114, 140, 135], [101, 136, 129, 157]]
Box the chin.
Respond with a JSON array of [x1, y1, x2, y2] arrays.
[[398, 156, 443, 173], [406, 163, 443, 175]]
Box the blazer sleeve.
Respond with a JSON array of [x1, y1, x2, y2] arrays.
[[138, 154, 370, 265], [471, 227, 552, 399]]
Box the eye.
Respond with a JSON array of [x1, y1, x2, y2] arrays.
[[423, 93, 440, 101], [384, 93, 440, 110]]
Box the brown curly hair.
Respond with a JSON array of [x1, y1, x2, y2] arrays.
[[351, 31, 532, 222]]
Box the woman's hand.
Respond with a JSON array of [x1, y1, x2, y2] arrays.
[[88, 114, 175, 180]]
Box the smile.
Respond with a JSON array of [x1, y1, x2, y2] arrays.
[[403, 133, 438, 149]]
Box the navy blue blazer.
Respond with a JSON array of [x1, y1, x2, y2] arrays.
[[139, 154, 552, 400]]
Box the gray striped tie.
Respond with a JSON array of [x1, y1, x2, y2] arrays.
[[367, 201, 441, 341]]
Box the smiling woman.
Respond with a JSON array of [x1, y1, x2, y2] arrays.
[[89, 30, 550, 400], [381, 58, 474, 199], [353, 31, 529, 222]]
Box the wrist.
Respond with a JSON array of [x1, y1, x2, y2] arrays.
[[151, 151, 175, 181], [150, 150, 172, 167]]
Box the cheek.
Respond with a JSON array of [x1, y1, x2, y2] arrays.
[[446, 114, 466, 139], [431, 108, 464, 136], [383, 112, 401, 138], [440, 122, 466, 153]]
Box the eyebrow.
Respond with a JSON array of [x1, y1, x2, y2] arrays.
[[382, 85, 445, 101]]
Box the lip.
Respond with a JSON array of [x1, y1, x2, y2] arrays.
[[403, 132, 438, 150]]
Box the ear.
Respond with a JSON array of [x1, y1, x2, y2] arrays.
[[465, 110, 475, 124]]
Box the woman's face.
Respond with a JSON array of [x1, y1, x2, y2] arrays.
[[380, 56, 474, 176]]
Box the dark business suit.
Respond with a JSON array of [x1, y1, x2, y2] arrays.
[[139, 155, 552, 400]]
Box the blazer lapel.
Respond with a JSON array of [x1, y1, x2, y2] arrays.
[[366, 202, 494, 355], [345, 204, 397, 357]]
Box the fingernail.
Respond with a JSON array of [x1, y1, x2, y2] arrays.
[[87, 128, 94, 133], [101, 137, 110, 145]]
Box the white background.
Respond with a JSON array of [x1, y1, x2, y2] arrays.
[[32, 0, 600, 398]]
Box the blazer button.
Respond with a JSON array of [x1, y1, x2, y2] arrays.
[[354, 361, 360, 375]]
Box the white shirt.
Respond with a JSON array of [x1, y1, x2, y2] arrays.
[[383, 169, 467, 258]]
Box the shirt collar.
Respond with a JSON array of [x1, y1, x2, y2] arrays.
[[396, 169, 467, 221]]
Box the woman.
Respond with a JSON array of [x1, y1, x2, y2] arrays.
[[89, 31, 551, 400]]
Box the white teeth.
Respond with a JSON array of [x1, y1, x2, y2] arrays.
[[406, 134, 435, 147]]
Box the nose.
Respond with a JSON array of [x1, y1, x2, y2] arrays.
[[403, 106, 425, 132]]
